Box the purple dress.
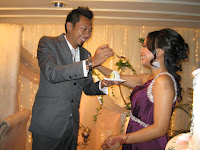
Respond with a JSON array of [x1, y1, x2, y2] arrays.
[[122, 72, 177, 150]]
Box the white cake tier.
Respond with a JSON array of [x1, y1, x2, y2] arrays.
[[165, 133, 193, 150], [191, 69, 200, 149]]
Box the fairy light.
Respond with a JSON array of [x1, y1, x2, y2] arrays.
[[195, 30, 199, 63], [140, 26, 145, 74], [170, 110, 176, 137], [28, 134, 32, 142], [18, 75, 21, 83], [124, 26, 127, 51], [20, 84, 23, 92]]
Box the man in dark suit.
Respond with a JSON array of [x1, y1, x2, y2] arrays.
[[29, 6, 114, 150]]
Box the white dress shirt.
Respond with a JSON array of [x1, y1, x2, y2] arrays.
[[64, 35, 108, 94]]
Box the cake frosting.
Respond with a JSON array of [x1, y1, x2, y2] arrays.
[[191, 69, 200, 149], [108, 71, 116, 79], [165, 69, 200, 150], [107, 71, 120, 80]]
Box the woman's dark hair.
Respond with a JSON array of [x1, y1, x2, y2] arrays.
[[147, 28, 189, 102], [65, 6, 93, 33]]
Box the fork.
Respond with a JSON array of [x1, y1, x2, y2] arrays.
[[114, 52, 126, 59]]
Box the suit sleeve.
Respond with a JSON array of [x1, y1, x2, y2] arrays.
[[37, 36, 85, 83], [82, 70, 106, 95]]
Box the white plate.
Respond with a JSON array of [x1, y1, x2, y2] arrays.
[[103, 77, 126, 82]]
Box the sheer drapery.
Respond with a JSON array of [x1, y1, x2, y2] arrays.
[[0, 24, 23, 120], [17, 24, 199, 150]]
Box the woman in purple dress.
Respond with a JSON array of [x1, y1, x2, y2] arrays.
[[97, 28, 189, 150]]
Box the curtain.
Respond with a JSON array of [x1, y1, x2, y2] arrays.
[[17, 24, 200, 150], [0, 24, 23, 120]]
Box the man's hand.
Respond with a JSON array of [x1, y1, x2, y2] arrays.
[[91, 44, 114, 67]]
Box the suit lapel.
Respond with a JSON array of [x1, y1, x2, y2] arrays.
[[79, 46, 86, 61], [58, 33, 73, 64], [58, 33, 87, 63]]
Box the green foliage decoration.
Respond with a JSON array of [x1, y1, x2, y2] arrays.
[[138, 37, 145, 44]]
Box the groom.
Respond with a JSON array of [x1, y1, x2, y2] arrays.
[[29, 6, 114, 150]]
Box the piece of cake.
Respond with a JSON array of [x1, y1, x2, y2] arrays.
[[108, 71, 116, 79]]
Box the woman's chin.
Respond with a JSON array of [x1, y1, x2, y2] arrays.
[[141, 62, 150, 68]]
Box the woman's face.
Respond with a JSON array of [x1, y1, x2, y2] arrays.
[[140, 38, 154, 67]]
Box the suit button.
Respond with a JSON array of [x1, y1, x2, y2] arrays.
[[71, 100, 73, 103], [74, 82, 76, 85]]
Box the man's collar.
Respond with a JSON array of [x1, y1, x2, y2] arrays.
[[64, 35, 78, 51]]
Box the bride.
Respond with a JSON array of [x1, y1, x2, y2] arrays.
[[96, 28, 189, 150]]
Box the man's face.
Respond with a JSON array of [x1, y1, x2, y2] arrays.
[[66, 15, 93, 48]]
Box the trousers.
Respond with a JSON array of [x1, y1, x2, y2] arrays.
[[32, 117, 77, 150]]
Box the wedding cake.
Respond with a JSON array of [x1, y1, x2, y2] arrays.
[[165, 69, 200, 150]]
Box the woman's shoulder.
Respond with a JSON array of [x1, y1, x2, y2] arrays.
[[148, 72, 177, 103], [153, 72, 176, 91]]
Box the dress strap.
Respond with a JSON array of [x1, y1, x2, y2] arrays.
[[130, 111, 149, 128], [147, 72, 177, 103]]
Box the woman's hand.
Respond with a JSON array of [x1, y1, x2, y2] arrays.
[[101, 135, 126, 150], [101, 79, 120, 88]]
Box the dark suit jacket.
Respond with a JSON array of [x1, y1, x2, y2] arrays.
[[29, 33, 105, 139]]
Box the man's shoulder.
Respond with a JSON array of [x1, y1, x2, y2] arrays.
[[40, 33, 64, 42]]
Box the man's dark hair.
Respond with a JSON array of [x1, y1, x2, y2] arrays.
[[65, 6, 93, 33]]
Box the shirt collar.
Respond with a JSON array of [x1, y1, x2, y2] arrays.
[[64, 35, 79, 51]]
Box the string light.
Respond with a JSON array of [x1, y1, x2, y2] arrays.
[[195, 30, 199, 63], [140, 26, 145, 74]]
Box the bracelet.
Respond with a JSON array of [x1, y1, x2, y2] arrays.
[[86, 59, 92, 70]]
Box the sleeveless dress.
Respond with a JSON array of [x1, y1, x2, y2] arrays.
[[122, 72, 177, 150]]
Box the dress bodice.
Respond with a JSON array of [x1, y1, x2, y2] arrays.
[[123, 72, 177, 150], [130, 72, 177, 126]]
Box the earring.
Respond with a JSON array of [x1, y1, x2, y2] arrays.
[[152, 59, 160, 69]]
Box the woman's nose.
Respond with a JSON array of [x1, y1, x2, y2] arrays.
[[140, 48, 143, 54]]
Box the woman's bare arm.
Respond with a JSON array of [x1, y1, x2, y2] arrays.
[[96, 65, 151, 88]]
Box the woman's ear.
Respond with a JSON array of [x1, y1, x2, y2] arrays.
[[156, 48, 164, 57]]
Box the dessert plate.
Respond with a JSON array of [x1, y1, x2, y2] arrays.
[[103, 77, 126, 82]]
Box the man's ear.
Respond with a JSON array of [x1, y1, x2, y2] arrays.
[[66, 22, 73, 32]]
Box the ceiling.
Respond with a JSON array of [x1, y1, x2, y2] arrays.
[[0, 0, 200, 28]]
